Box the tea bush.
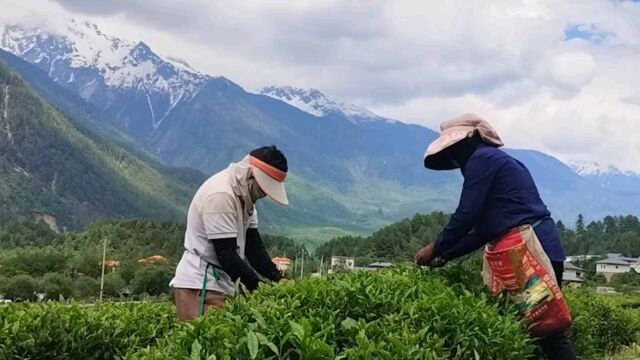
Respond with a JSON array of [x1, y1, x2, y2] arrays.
[[1, 265, 639, 359], [0, 301, 177, 359], [128, 266, 533, 360], [566, 289, 640, 359]]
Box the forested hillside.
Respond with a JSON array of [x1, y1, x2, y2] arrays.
[[0, 60, 204, 229]]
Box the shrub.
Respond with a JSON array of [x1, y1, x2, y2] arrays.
[[566, 288, 640, 359], [1, 274, 39, 301], [72, 276, 99, 300], [0, 301, 177, 360], [127, 266, 534, 359], [42, 272, 73, 300], [1, 265, 638, 360], [101, 272, 127, 297], [131, 264, 173, 296]]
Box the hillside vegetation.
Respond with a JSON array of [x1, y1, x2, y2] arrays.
[[0, 60, 203, 229]]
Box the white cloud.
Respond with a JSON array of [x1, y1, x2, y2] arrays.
[[546, 51, 597, 90], [1, 0, 640, 172]]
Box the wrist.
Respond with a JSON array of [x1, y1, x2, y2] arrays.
[[272, 271, 283, 282], [432, 239, 445, 261]]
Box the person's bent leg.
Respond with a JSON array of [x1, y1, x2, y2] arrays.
[[174, 288, 200, 321], [174, 288, 225, 321], [540, 261, 577, 360], [539, 329, 577, 360], [203, 289, 225, 312]]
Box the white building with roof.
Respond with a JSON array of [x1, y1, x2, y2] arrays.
[[596, 256, 632, 281], [563, 262, 585, 286], [366, 261, 393, 271], [329, 256, 355, 273], [565, 255, 599, 262]]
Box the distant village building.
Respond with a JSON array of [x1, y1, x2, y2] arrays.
[[271, 257, 292, 273], [562, 262, 584, 287], [138, 255, 170, 265], [565, 255, 599, 262], [329, 256, 355, 273], [100, 259, 120, 273], [596, 255, 634, 282], [366, 261, 393, 271], [596, 286, 617, 294], [100, 259, 120, 267]]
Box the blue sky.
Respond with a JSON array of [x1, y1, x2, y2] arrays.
[[1, 0, 640, 172], [564, 24, 609, 43]]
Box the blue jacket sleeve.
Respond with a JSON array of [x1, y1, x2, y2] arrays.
[[439, 231, 488, 260], [434, 152, 504, 260]]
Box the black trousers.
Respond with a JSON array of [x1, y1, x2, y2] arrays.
[[538, 261, 577, 360]]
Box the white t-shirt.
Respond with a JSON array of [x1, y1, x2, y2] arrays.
[[170, 168, 257, 295]]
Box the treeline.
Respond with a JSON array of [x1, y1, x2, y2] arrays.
[[317, 213, 640, 266], [3, 213, 640, 301], [559, 214, 640, 257], [315, 212, 450, 265], [0, 219, 308, 301]]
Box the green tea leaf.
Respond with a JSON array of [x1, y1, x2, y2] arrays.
[[341, 317, 358, 331], [255, 332, 279, 356], [289, 321, 304, 340], [190, 339, 202, 360], [247, 331, 259, 359]]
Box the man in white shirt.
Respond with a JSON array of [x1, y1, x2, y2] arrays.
[[170, 146, 289, 320]]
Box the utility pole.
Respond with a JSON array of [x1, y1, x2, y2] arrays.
[[99, 238, 107, 301], [319, 256, 324, 275], [293, 254, 297, 277], [300, 251, 304, 278]]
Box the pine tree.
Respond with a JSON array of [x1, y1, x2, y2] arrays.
[[576, 214, 585, 234]]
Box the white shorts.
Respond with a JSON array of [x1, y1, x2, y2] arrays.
[[169, 251, 236, 295]]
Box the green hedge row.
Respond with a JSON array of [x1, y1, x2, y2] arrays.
[[1, 265, 638, 359]]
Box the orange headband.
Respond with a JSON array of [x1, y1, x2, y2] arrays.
[[249, 156, 287, 182]]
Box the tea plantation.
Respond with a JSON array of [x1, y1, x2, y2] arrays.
[[1, 265, 638, 360]]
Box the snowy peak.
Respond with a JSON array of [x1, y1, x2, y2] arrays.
[[568, 159, 612, 176], [165, 56, 196, 72], [1, 19, 211, 135], [2, 20, 135, 71], [567, 159, 637, 176], [568, 159, 640, 195], [259, 85, 393, 124], [1, 20, 207, 90]]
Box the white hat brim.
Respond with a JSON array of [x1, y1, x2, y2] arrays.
[[424, 126, 475, 159], [252, 166, 289, 206]]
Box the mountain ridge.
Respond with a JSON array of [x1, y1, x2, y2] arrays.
[[2, 19, 639, 235], [258, 85, 392, 124], [568, 159, 640, 195], [1, 21, 210, 139]]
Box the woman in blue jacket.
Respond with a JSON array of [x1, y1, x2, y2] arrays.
[[415, 113, 576, 360]]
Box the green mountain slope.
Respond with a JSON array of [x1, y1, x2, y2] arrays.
[[0, 60, 204, 230], [0, 50, 413, 243]]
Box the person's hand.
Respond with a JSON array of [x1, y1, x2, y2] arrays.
[[415, 242, 437, 266]]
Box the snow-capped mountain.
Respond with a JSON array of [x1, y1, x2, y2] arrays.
[[0, 19, 210, 138], [568, 159, 640, 177], [568, 159, 640, 194], [568, 159, 616, 176], [258, 85, 395, 124], [2, 18, 640, 225]]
